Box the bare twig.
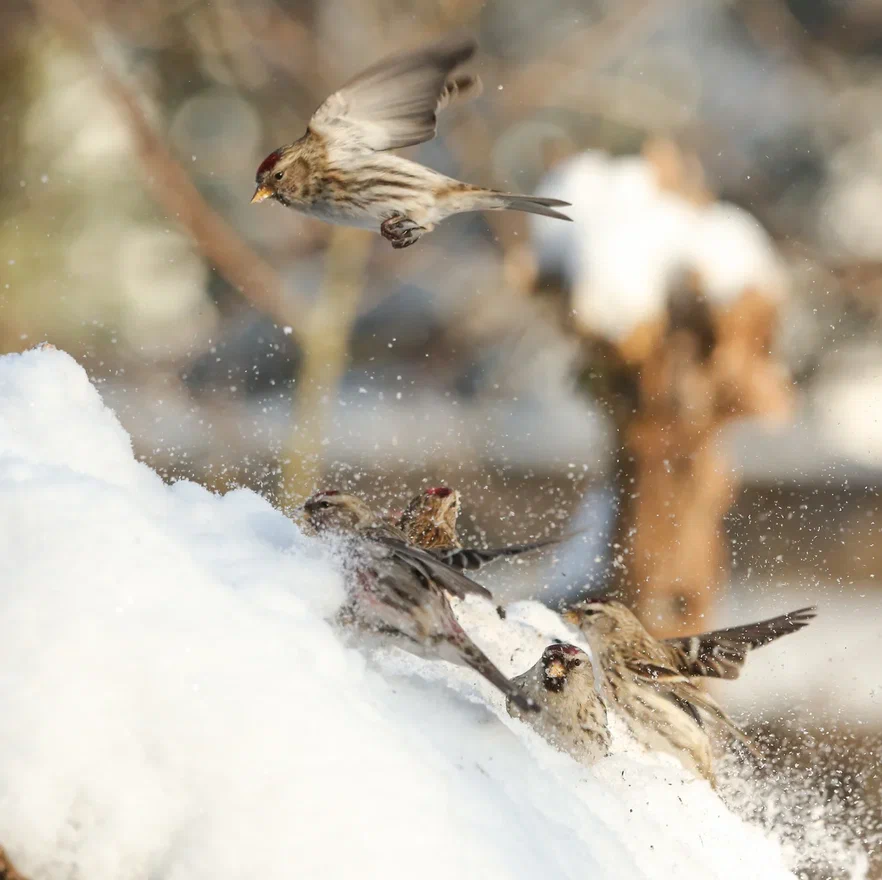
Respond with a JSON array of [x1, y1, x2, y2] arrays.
[[280, 226, 374, 504], [32, 0, 378, 502], [31, 0, 308, 345]]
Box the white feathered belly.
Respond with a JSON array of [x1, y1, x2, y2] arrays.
[[306, 200, 385, 229]]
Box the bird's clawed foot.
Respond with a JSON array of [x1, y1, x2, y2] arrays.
[[381, 215, 426, 249]]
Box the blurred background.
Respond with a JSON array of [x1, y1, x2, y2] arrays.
[[1, 0, 881, 874]]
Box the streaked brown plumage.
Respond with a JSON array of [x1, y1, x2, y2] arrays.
[[397, 486, 560, 571], [251, 38, 571, 248], [563, 600, 816, 682], [397, 486, 462, 551], [507, 644, 610, 765], [301, 490, 538, 712], [563, 599, 771, 783]]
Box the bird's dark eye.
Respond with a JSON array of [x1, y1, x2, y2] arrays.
[[317, 501, 332, 509], [571, 659, 582, 667], [274, 171, 284, 180]]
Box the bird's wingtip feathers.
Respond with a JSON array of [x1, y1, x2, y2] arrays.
[[431, 34, 478, 65]]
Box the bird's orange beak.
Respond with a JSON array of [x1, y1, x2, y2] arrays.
[[250, 185, 273, 204], [562, 610, 582, 626], [545, 659, 567, 679]]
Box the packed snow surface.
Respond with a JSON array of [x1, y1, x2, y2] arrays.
[[0, 348, 803, 880]]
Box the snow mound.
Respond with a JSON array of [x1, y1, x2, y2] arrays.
[[0, 348, 800, 880], [532, 151, 786, 343]]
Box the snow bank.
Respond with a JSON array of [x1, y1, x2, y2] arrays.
[[0, 348, 802, 880]]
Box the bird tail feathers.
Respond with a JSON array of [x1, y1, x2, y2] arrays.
[[461, 190, 572, 221], [498, 194, 573, 221]]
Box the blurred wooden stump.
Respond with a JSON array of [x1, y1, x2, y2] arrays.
[[0, 846, 27, 880], [528, 139, 794, 638], [590, 276, 792, 636]]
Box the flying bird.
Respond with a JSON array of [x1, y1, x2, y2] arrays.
[[251, 38, 571, 248], [301, 490, 539, 712]]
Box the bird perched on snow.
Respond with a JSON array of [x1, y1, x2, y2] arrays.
[[507, 643, 610, 765], [251, 38, 571, 248], [301, 490, 538, 712], [397, 486, 559, 571], [563, 599, 774, 783]]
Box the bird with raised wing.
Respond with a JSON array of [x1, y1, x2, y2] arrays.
[[561, 599, 802, 782], [397, 486, 560, 571], [251, 38, 571, 248], [301, 490, 538, 712]]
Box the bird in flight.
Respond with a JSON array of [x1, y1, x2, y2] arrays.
[[251, 38, 571, 248]]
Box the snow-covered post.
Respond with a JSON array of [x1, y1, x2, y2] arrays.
[[531, 144, 792, 637]]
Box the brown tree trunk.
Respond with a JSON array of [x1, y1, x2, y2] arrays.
[[0, 846, 28, 880], [582, 284, 791, 640], [611, 421, 734, 638]]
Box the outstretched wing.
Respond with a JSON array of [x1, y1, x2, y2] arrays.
[[437, 537, 560, 571], [375, 534, 493, 601], [662, 606, 817, 680], [310, 37, 479, 151]]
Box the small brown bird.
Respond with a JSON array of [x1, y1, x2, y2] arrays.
[[563, 599, 767, 783], [251, 38, 571, 248], [397, 486, 462, 550], [301, 490, 538, 712], [507, 643, 610, 766], [397, 486, 559, 571], [563, 601, 815, 682]]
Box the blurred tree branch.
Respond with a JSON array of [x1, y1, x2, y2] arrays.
[[501, 0, 684, 114], [31, 0, 376, 500], [31, 0, 309, 347], [281, 227, 373, 505]]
